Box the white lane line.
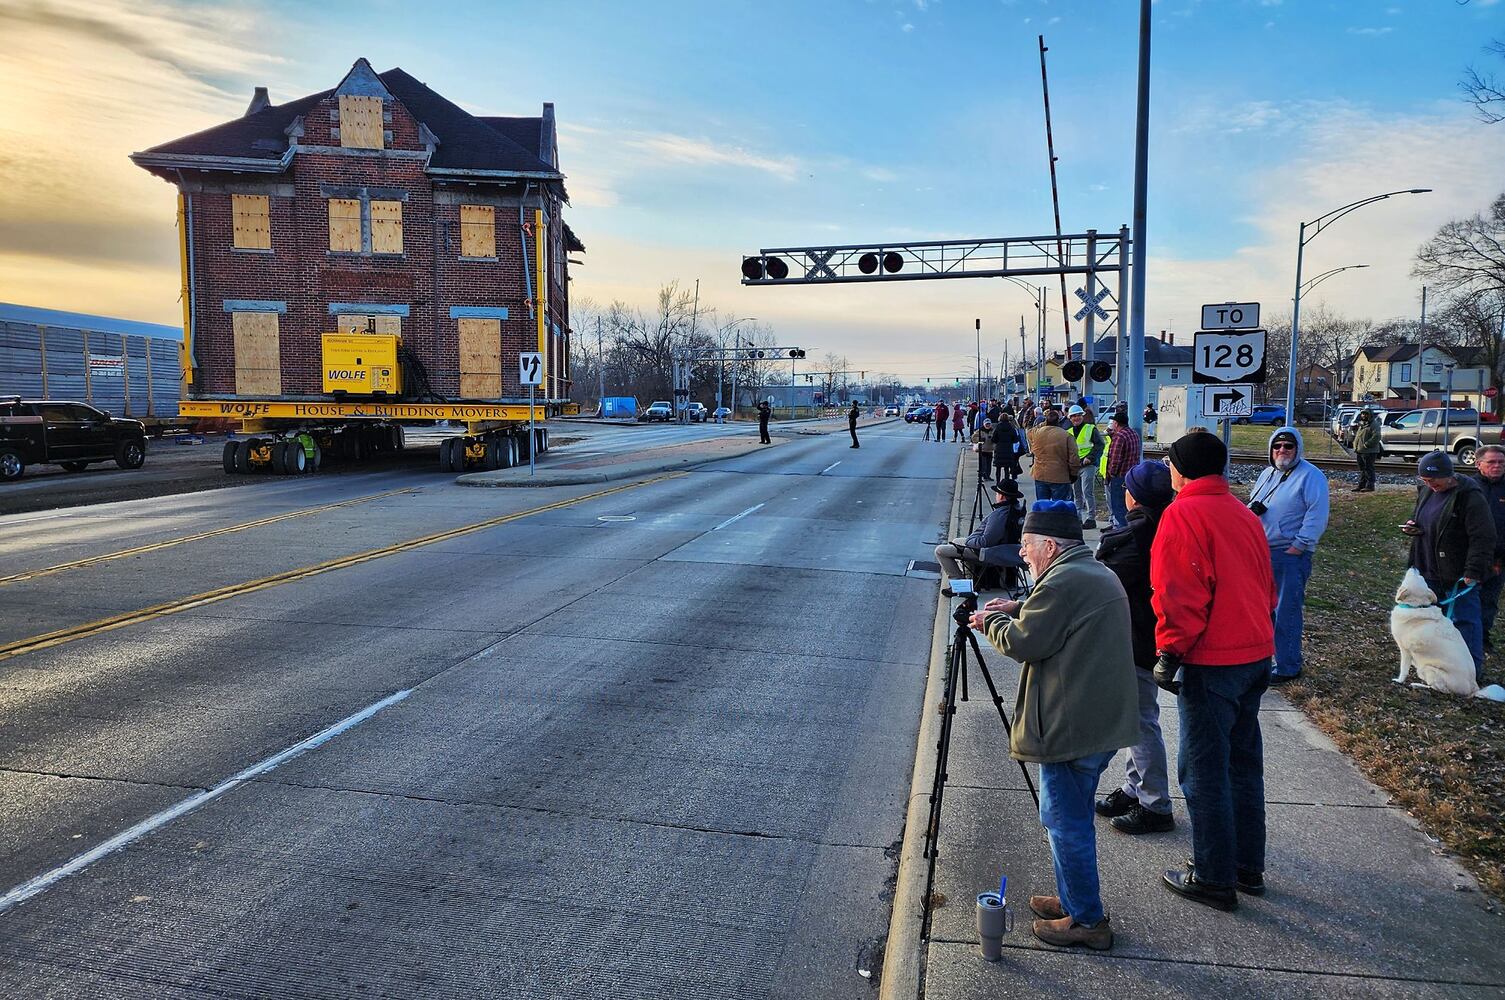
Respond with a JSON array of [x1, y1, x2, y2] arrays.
[[0, 688, 411, 915], [712, 503, 765, 531], [820, 461, 842, 475]]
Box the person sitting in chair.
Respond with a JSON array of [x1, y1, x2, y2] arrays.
[[936, 479, 1026, 588]]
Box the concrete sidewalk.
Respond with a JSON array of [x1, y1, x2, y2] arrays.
[[456, 416, 896, 487], [885, 453, 1505, 999]]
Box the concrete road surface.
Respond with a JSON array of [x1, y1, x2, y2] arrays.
[[0, 421, 958, 997]]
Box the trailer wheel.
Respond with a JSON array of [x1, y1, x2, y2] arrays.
[[499, 435, 516, 469], [115, 438, 146, 470], [61, 461, 90, 472], [222, 441, 238, 474], [270, 441, 289, 475], [391, 425, 405, 451], [282, 439, 308, 474], [481, 435, 502, 471], [515, 430, 531, 464], [449, 437, 470, 473], [439, 437, 455, 471], [308, 439, 322, 473], [232, 439, 252, 474], [0, 448, 24, 482]]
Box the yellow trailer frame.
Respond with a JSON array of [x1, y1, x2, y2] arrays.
[[180, 399, 572, 435]]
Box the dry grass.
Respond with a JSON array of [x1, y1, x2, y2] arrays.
[[1265, 484, 1505, 900]]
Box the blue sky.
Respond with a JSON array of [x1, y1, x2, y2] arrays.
[[1, 0, 1502, 381]]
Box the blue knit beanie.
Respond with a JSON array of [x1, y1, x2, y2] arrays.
[[1124, 460, 1174, 510]]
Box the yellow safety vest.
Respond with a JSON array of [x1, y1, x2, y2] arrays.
[[1072, 421, 1095, 460], [1099, 427, 1112, 477]]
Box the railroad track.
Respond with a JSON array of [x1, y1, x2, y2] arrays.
[[1141, 444, 1415, 473]]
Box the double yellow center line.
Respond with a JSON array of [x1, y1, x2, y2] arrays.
[[0, 474, 677, 664]]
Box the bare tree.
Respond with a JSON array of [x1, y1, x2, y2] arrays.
[[1413, 192, 1505, 299], [1462, 39, 1505, 124]]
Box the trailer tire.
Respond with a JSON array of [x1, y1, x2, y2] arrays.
[[502, 435, 517, 468], [391, 426, 405, 451], [61, 461, 90, 472], [270, 441, 289, 475], [482, 435, 502, 471], [282, 440, 308, 474], [515, 430, 531, 463], [439, 437, 455, 471], [222, 441, 238, 474], [0, 448, 25, 482], [115, 438, 146, 470], [232, 440, 252, 474], [308, 439, 322, 473], [449, 437, 470, 473]]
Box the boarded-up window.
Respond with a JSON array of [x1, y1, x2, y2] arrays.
[[339, 95, 384, 149], [231, 194, 270, 249], [459, 205, 495, 258], [337, 314, 401, 335], [232, 312, 281, 395], [458, 318, 502, 398], [371, 201, 403, 254], [328, 198, 361, 252]]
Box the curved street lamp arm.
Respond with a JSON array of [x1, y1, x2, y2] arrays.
[[1300, 263, 1370, 297], [1304, 189, 1431, 243], [999, 274, 1044, 305]]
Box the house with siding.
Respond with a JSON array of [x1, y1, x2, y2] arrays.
[[1350, 344, 1493, 411]]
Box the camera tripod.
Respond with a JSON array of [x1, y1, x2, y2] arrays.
[[920, 592, 1039, 940]]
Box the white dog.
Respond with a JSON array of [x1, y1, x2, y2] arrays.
[[1391, 568, 1505, 702]]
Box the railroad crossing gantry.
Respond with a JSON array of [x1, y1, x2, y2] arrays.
[[740, 228, 1133, 402], [671, 345, 806, 423]]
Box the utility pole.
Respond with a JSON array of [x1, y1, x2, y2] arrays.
[[1417, 285, 1428, 405], [975, 318, 982, 403], [595, 315, 604, 407], [1127, 0, 1151, 434], [1039, 35, 1072, 376]]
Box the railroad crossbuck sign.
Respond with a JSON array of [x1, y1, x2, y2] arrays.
[[519, 352, 544, 386], [1074, 286, 1110, 322]]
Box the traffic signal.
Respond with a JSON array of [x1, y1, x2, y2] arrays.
[[741, 256, 790, 281], [857, 251, 904, 274]]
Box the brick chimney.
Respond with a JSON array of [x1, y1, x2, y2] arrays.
[[1159, 330, 1166, 343], [246, 87, 270, 116], [1169, 332, 1175, 346]]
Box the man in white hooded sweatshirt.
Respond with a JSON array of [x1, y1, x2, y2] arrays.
[[1248, 427, 1329, 684]]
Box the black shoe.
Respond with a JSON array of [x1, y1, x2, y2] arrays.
[[1267, 672, 1301, 686], [1081, 519, 1097, 530], [1236, 869, 1266, 896], [1110, 805, 1175, 834], [1162, 866, 1237, 912], [1094, 788, 1136, 818]]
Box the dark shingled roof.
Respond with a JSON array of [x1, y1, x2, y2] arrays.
[[480, 116, 546, 160], [136, 66, 559, 177], [1072, 336, 1193, 364]]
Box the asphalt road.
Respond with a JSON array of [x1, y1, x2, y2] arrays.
[[0, 420, 955, 997], [0, 419, 797, 516]]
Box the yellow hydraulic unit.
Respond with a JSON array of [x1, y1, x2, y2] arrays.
[[321, 333, 402, 397]]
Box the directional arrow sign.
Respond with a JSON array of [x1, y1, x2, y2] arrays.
[[1202, 383, 1253, 419], [519, 351, 544, 386]]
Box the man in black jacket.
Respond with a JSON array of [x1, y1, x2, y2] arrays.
[[1403, 450, 1497, 683], [1094, 460, 1177, 834], [1475, 445, 1505, 651], [935, 480, 1025, 584], [757, 401, 771, 444], [848, 401, 861, 448]]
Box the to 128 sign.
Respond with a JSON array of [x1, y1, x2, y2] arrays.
[[1192, 330, 1267, 385]]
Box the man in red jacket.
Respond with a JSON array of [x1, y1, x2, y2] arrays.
[[1149, 431, 1277, 912]]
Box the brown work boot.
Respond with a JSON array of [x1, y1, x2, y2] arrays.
[[1029, 895, 1066, 920], [1031, 914, 1114, 950]]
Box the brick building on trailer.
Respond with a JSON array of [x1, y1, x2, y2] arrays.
[[131, 58, 580, 406]]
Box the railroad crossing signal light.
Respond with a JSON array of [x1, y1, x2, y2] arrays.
[[1061, 360, 1085, 382], [741, 256, 789, 281], [1089, 361, 1112, 383], [788, 349, 806, 359], [857, 251, 905, 274]]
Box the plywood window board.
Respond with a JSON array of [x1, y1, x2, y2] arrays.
[[371, 200, 403, 254], [328, 198, 362, 252], [457, 317, 502, 398], [337, 315, 402, 336], [231, 194, 271, 250], [232, 312, 281, 395], [459, 204, 496, 258], [339, 95, 384, 149]]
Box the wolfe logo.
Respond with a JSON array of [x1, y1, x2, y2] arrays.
[[327, 369, 367, 380]]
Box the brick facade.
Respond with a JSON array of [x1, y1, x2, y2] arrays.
[[136, 61, 574, 404]]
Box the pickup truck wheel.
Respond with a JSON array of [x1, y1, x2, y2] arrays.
[[115, 439, 146, 470], [1456, 443, 1478, 467], [61, 461, 90, 472], [0, 449, 24, 482]]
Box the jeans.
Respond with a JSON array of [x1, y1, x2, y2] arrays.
[[1356, 453, 1377, 490], [1072, 465, 1099, 521], [1038, 749, 1115, 926], [1035, 481, 1073, 503], [1427, 577, 1484, 684], [1178, 660, 1269, 887], [1480, 571, 1504, 647], [1106, 475, 1128, 528], [1270, 548, 1313, 678], [1122, 668, 1171, 814], [977, 450, 991, 479]]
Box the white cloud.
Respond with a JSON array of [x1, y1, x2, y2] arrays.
[[861, 166, 899, 183], [902, 22, 915, 32], [622, 132, 800, 181], [1347, 26, 1393, 36]]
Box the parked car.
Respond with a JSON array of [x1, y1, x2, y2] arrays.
[[1334, 405, 1393, 447], [642, 401, 673, 422], [1238, 404, 1287, 426], [1380, 408, 1489, 465], [0, 396, 148, 482], [711, 406, 732, 422], [1293, 399, 1327, 424], [904, 406, 932, 423], [884, 405, 900, 416], [685, 402, 708, 422]]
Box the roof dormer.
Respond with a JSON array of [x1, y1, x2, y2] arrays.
[[333, 58, 394, 150]]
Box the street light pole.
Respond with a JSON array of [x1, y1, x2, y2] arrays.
[[1127, 0, 1151, 435], [1285, 188, 1431, 416], [975, 318, 982, 403]]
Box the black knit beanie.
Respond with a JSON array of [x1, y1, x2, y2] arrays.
[[1167, 431, 1227, 480], [1021, 500, 1084, 541]]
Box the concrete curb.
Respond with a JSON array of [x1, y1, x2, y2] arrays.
[[879, 449, 966, 1000]]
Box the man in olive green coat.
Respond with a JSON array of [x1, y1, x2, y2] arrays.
[[970, 499, 1138, 951]]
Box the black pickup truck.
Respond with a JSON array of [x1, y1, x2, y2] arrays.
[[0, 397, 147, 482]]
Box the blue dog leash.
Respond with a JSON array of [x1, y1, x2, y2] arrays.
[[1398, 581, 1477, 621]]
